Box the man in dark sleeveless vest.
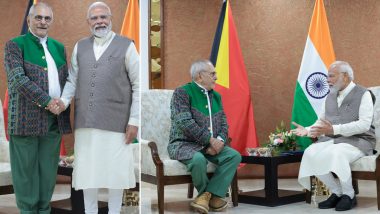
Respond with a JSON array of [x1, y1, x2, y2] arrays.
[[59, 2, 139, 214], [4, 2, 71, 213], [168, 60, 241, 214], [293, 61, 375, 211]]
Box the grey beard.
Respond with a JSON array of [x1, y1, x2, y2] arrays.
[[330, 76, 345, 93], [330, 82, 343, 94], [91, 22, 112, 38]]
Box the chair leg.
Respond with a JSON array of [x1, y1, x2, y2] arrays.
[[157, 181, 164, 214], [305, 189, 312, 204], [0, 185, 13, 195], [306, 176, 313, 204], [377, 177, 380, 210], [352, 179, 359, 195], [231, 171, 239, 207], [187, 183, 194, 199]]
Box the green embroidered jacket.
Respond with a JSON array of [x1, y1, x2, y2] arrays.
[[168, 82, 228, 160], [4, 32, 72, 136]]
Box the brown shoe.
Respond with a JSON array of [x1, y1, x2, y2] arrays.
[[209, 196, 228, 211], [190, 192, 212, 214]]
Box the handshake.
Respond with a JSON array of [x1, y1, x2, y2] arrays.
[[45, 98, 65, 115]]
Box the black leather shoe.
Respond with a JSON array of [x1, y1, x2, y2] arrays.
[[318, 193, 341, 209], [335, 195, 357, 211]]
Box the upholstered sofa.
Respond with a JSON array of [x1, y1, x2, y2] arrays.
[[140, 89, 238, 214], [349, 86, 380, 209], [141, 90, 217, 176], [0, 99, 13, 194], [349, 87, 380, 171]]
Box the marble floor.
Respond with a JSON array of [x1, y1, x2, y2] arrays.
[[0, 184, 139, 214], [1, 179, 378, 213], [141, 179, 379, 214]]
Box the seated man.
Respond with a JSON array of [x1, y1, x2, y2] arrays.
[[293, 61, 375, 211], [167, 59, 241, 214]]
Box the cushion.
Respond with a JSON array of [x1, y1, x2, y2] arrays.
[[369, 86, 380, 151], [141, 139, 157, 175], [140, 90, 218, 177], [349, 86, 380, 173], [0, 162, 12, 186], [0, 141, 9, 163], [351, 154, 378, 172], [0, 99, 10, 163], [141, 90, 173, 157], [162, 159, 216, 176], [141, 139, 216, 176]]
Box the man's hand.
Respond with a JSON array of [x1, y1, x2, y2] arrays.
[[309, 119, 333, 138], [46, 98, 65, 115], [125, 125, 138, 144], [209, 137, 224, 154], [291, 121, 308, 136], [205, 147, 217, 156]]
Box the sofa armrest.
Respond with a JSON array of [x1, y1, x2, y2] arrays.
[[141, 139, 164, 176], [147, 141, 163, 167], [0, 140, 9, 163]]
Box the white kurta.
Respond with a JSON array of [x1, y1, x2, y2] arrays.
[[298, 140, 364, 190], [61, 31, 139, 190], [72, 128, 136, 189], [298, 82, 373, 190]]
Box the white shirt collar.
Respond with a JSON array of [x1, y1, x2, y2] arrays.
[[338, 81, 355, 97], [339, 81, 356, 97], [29, 28, 48, 44], [194, 81, 209, 94]]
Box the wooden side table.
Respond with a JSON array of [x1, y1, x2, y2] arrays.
[[238, 153, 306, 206], [51, 165, 108, 214]]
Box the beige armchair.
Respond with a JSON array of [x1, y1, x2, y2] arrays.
[[350, 86, 380, 210], [140, 89, 238, 214], [0, 99, 13, 194]]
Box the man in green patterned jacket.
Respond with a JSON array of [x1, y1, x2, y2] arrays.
[[168, 60, 241, 214], [4, 3, 71, 214]]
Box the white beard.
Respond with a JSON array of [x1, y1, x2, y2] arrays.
[[330, 76, 344, 93], [91, 22, 112, 38]]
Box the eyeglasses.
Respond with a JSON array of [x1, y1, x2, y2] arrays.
[[34, 15, 52, 23], [89, 15, 111, 21], [204, 71, 217, 77]]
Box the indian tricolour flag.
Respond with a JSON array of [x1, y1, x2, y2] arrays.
[[291, 0, 336, 150]]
